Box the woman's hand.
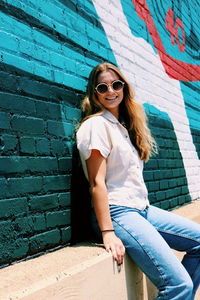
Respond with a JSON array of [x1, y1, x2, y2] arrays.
[[102, 231, 125, 265]]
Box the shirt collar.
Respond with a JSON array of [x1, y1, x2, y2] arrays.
[[102, 110, 119, 124]]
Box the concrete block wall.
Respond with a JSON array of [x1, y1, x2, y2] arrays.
[[0, 0, 199, 266]]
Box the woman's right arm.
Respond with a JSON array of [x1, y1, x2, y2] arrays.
[[86, 149, 125, 265]]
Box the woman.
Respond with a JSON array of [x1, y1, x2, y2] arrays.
[[76, 62, 200, 299]]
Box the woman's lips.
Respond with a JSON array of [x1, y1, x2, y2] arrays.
[[105, 96, 117, 101]]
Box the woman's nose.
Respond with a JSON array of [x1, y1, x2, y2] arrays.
[[107, 85, 115, 93]]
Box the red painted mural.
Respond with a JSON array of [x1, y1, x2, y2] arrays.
[[132, 0, 200, 81]]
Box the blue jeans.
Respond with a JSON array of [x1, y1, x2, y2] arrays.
[[92, 205, 200, 300]]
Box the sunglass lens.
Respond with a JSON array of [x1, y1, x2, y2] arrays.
[[97, 84, 108, 94], [113, 81, 123, 91]]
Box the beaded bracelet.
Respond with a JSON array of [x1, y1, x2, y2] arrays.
[[101, 229, 114, 233]]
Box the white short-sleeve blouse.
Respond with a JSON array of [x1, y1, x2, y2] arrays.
[[76, 110, 149, 210]]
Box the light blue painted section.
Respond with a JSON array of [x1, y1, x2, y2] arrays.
[[0, 0, 116, 91]]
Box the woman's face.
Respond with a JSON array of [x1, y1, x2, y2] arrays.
[[95, 70, 124, 118]]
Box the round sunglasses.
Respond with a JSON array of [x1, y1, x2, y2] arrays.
[[95, 80, 125, 94]]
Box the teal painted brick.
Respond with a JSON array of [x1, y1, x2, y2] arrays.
[[14, 214, 46, 234], [148, 192, 157, 203], [7, 177, 43, 196], [43, 175, 71, 192], [27, 157, 58, 173], [63, 106, 81, 122], [172, 169, 181, 177], [36, 138, 50, 155], [175, 160, 183, 168], [147, 181, 159, 192], [46, 209, 71, 228], [0, 157, 24, 174], [167, 150, 174, 159], [168, 179, 178, 188], [0, 92, 36, 114], [167, 189, 177, 198], [18, 38, 35, 59], [58, 192, 71, 207], [156, 191, 166, 201], [11, 115, 45, 134], [19, 79, 52, 100], [180, 169, 186, 176], [47, 120, 73, 137], [1, 51, 35, 75], [0, 156, 27, 174], [29, 229, 61, 253], [19, 40, 51, 65], [0, 220, 15, 243], [58, 157, 72, 172], [0, 134, 18, 152], [0, 178, 8, 198], [166, 160, 176, 168], [20, 137, 36, 154], [54, 72, 86, 91], [185, 194, 191, 202], [14, 217, 35, 235], [61, 226, 71, 243], [15, 215, 46, 234], [175, 187, 182, 196], [143, 170, 154, 181], [153, 170, 162, 180], [162, 170, 172, 179], [50, 139, 66, 156], [180, 178, 187, 185], [0, 197, 28, 218], [173, 178, 182, 186], [11, 238, 29, 260], [0, 72, 18, 93], [31, 28, 60, 52], [157, 150, 168, 159], [0, 238, 29, 263], [160, 200, 170, 210], [159, 180, 169, 190], [67, 28, 89, 50], [32, 215, 46, 232], [50, 52, 76, 72], [0, 244, 9, 264], [169, 198, 178, 208], [75, 62, 92, 79], [158, 159, 167, 168], [0, 31, 18, 51], [29, 194, 59, 211], [0, 111, 10, 129], [146, 159, 158, 169], [178, 196, 186, 205], [35, 100, 60, 120], [153, 202, 161, 208], [66, 141, 73, 156]]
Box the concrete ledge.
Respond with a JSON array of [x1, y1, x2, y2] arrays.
[[0, 200, 199, 300]]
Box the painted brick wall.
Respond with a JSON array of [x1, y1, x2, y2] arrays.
[[0, 0, 199, 266]]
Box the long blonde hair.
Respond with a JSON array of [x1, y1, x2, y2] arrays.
[[80, 62, 157, 161]]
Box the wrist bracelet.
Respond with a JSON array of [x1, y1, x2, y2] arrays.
[[101, 229, 114, 233]]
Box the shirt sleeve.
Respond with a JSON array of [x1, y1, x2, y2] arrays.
[[76, 117, 112, 160]]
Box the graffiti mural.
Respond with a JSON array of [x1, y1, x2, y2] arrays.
[[93, 0, 200, 200], [131, 0, 200, 81]]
